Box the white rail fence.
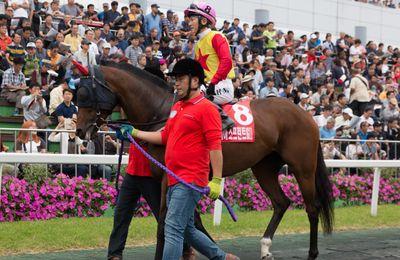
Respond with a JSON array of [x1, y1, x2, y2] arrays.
[[0, 154, 398, 222]]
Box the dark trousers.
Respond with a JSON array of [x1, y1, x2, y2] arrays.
[[108, 174, 161, 258], [349, 100, 371, 117]]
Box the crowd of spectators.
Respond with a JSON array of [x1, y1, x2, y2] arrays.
[[355, 0, 400, 9], [1, 0, 400, 174]]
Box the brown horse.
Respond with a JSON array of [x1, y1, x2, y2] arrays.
[[76, 62, 334, 260]]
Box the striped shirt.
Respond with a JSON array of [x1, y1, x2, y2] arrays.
[[1, 67, 26, 89], [6, 43, 25, 61]]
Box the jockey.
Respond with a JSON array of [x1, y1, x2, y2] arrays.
[[184, 2, 235, 130]]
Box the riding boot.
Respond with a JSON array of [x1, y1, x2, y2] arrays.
[[217, 104, 235, 131]]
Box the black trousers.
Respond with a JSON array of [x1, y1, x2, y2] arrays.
[[108, 175, 161, 258], [349, 100, 371, 117]]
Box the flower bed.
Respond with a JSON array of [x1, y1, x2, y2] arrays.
[[0, 174, 117, 222], [1, 173, 399, 221]]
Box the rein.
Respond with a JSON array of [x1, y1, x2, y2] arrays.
[[109, 124, 238, 222]]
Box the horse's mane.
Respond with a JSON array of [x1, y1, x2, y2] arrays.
[[102, 61, 170, 92]]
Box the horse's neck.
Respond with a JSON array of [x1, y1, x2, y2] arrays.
[[107, 70, 173, 128]]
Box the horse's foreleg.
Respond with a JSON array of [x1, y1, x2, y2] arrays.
[[154, 174, 168, 260], [252, 156, 288, 260]]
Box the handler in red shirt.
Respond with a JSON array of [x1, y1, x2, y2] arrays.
[[116, 59, 238, 260]]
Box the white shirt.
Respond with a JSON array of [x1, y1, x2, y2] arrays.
[[313, 114, 330, 128], [345, 144, 363, 160], [73, 50, 97, 67], [48, 132, 83, 154], [356, 115, 374, 132], [10, 0, 29, 18]]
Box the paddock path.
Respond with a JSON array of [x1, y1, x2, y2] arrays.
[[3, 228, 399, 259]]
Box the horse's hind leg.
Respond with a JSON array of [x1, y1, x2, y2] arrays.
[[286, 157, 319, 260], [296, 174, 320, 260], [252, 154, 290, 260]]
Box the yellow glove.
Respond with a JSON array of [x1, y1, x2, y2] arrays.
[[207, 177, 222, 200]]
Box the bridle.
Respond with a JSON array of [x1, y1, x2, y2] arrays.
[[77, 66, 173, 133]]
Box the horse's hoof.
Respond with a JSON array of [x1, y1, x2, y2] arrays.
[[261, 253, 274, 260]]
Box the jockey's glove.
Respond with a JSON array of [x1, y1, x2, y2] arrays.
[[207, 177, 222, 200], [116, 124, 138, 141], [206, 83, 216, 96]]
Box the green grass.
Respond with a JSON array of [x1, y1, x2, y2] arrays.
[[0, 205, 399, 256]]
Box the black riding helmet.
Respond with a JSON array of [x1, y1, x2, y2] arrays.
[[167, 59, 205, 100], [167, 59, 205, 84]]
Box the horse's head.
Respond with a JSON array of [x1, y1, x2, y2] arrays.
[[75, 72, 117, 140]]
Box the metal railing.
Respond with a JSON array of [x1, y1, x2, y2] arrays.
[[0, 127, 121, 180]]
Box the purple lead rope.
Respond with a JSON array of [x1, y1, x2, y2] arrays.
[[109, 124, 237, 222]]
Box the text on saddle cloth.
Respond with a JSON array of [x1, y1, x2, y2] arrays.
[[222, 99, 255, 143]]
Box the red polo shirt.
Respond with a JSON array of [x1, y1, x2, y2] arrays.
[[161, 93, 222, 187], [126, 142, 152, 177]]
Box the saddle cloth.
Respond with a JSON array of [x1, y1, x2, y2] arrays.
[[221, 99, 255, 143]]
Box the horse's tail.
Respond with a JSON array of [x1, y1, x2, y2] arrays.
[[315, 143, 334, 234]]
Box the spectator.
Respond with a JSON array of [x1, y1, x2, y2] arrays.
[[152, 41, 164, 60], [357, 121, 370, 144], [84, 4, 98, 21], [320, 118, 337, 139], [44, 42, 63, 74], [48, 118, 88, 177], [357, 107, 374, 131], [144, 46, 160, 70], [96, 42, 111, 64], [60, 0, 81, 17], [103, 1, 120, 27], [15, 120, 46, 153], [322, 33, 336, 52], [125, 34, 142, 67], [73, 39, 97, 67], [9, 0, 30, 22], [249, 24, 265, 54], [116, 29, 129, 52], [97, 3, 110, 22], [21, 84, 48, 128], [144, 28, 159, 47], [263, 22, 277, 51], [6, 33, 25, 63], [0, 56, 27, 115], [179, 15, 191, 39], [381, 98, 400, 121], [362, 132, 385, 159], [335, 107, 355, 131], [54, 88, 77, 123], [259, 78, 278, 98], [168, 31, 182, 50], [323, 141, 346, 159], [137, 54, 147, 70], [64, 24, 82, 54], [229, 18, 245, 46], [348, 68, 371, 116], [292, 68, 305, 90], [345, 138, 363, 160], [144, 4, 161, 39], [314, 105, 333, 128], [298, 75, 312, 95], [87, 125, 118, 181], [113, 6, 129, 30], [0, 24, 12, 52], [298, 93, 310, 110], [23, 42, 40, 81], [84, 29, 99, 56]]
